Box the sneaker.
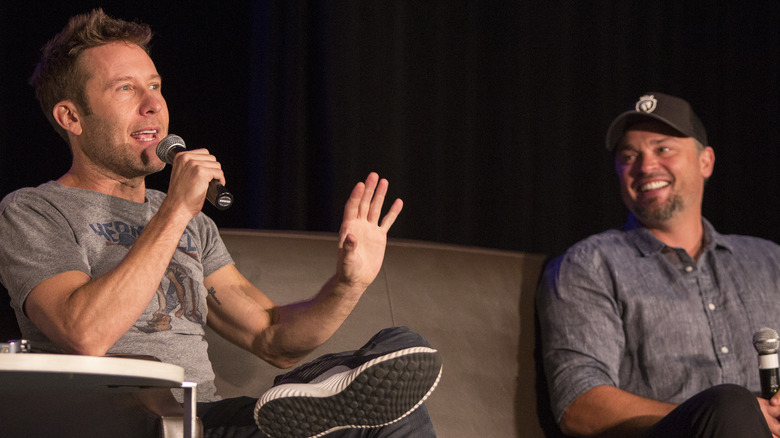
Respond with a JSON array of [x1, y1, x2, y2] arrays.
[[254, 346, 442, 438]]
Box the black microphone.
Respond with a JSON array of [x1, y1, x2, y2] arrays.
[[753, 327, 780, 399], [156, 134, 233, 210]]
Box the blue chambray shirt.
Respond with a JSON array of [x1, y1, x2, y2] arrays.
[[537, 215, 780, 423]]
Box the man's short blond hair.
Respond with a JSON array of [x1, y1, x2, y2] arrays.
[[29, 8, 153, 142]]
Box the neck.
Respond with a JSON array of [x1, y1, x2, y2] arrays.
[[58, 167, 147, 203], [644, 211, 705, 259]]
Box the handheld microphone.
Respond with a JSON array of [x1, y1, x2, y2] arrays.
[[156, 134, 234, 210], [753, 327, 780, 399]]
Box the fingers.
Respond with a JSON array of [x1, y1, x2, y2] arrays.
[[379, 198, 404, 231], [171, 148, 225, 186], [343, 182, 365, 221], [365, 177, 387, 223], [165, 149, 226, 218], [343, 172, 402, 227], [357, 172, 379, 221], [759, 396, 780, 436]]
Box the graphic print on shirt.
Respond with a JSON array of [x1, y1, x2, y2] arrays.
[[89, 220, 204, 333]]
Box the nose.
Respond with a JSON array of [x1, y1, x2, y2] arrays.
[[140, 89, 165, 116], [633, 151, 659, 176]]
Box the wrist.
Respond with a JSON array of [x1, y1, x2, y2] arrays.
[[330, 274, 366, 299], [156, 196, 198, 226]]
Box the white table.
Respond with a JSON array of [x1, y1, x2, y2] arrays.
[[0, 353, 197, 437]]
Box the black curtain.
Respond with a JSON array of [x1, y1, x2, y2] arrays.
[[3, 1, 780, 257]]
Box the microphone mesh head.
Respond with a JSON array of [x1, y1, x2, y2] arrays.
[[754, 327, 780, 354], [156, 134, 186, 164]]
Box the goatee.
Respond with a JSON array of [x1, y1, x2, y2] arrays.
[[634, 194, 684, 224]]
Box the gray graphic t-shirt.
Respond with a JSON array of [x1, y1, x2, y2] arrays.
[[0, 181, 234, 401]]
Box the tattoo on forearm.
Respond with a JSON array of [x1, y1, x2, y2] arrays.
[[208, 287, 222, 305]]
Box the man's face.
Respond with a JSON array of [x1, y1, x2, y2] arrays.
[[74, 42, 169, 180], [614, 119, 714, 227]]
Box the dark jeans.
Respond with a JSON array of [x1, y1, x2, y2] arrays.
[[645, 384, 771, 438], [198, 327, 437, 438]]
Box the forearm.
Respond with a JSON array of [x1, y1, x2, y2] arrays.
[[207, 173, 400, 368], [259, 274, 364, 367], [262, 171, 398, 362], [29, 200, 192, 355], [560, 385, 677, 437]]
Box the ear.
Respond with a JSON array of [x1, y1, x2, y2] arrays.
[[699, 145, 715, 179], [52, 100, 83, 136]]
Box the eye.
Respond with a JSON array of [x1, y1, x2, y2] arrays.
[[119, 84, 132, 91], [149, 83, 161, 91], [616, 150, 637, 165]]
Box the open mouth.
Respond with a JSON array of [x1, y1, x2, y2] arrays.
[[130, 129, 158, 142]]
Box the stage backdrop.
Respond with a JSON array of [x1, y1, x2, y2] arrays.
[[2, 1, 780, 257]]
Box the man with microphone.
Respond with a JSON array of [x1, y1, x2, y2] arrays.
[[537, 92, 780, 437], [0, 9, 440, 437]]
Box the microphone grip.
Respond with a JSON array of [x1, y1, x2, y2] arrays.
[[760, 366, 780, 399], [207, 180, 233, 210]]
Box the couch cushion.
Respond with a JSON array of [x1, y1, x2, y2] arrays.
[[209, 229, 547, 438]]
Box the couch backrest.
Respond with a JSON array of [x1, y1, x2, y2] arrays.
[[209, 229, 549, 438]]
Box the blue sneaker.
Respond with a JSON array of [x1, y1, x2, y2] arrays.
[[254, 346, 442, 438]]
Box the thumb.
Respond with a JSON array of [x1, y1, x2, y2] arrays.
[[342, 233, 357, 251]]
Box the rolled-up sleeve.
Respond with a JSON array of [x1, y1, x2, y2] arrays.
[[537, 245, 625, 423]]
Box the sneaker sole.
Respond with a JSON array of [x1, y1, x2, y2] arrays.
[[254, 346, 442, 438]]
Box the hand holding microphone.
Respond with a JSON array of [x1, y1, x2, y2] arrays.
[[156, 134, 233, 210], [754, 327, 780, 399]]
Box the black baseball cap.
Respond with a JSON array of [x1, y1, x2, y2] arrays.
[[605, 92, 708, 151]]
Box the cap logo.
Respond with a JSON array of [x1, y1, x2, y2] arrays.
[[635, 95, 658, 114]]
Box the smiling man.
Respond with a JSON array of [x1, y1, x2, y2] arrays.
[[537, 92, 780, 437]]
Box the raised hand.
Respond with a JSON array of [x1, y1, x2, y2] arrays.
[[336, 172, 403, 290]]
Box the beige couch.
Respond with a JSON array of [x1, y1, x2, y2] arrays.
[[208, 229, 549, 438]]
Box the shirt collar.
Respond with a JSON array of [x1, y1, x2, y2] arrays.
[[623, 213, 733, 257]]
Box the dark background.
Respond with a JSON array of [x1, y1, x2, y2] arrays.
[[2, 1, 780, 258]]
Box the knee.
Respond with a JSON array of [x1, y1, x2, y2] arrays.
[[648, 385, 766, 438], [694, 384, 761, 424], [702, 384, 755, 410]]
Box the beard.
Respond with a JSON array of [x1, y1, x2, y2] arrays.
[[632, 193, 684, 224], [78, 114, 165, 181]]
